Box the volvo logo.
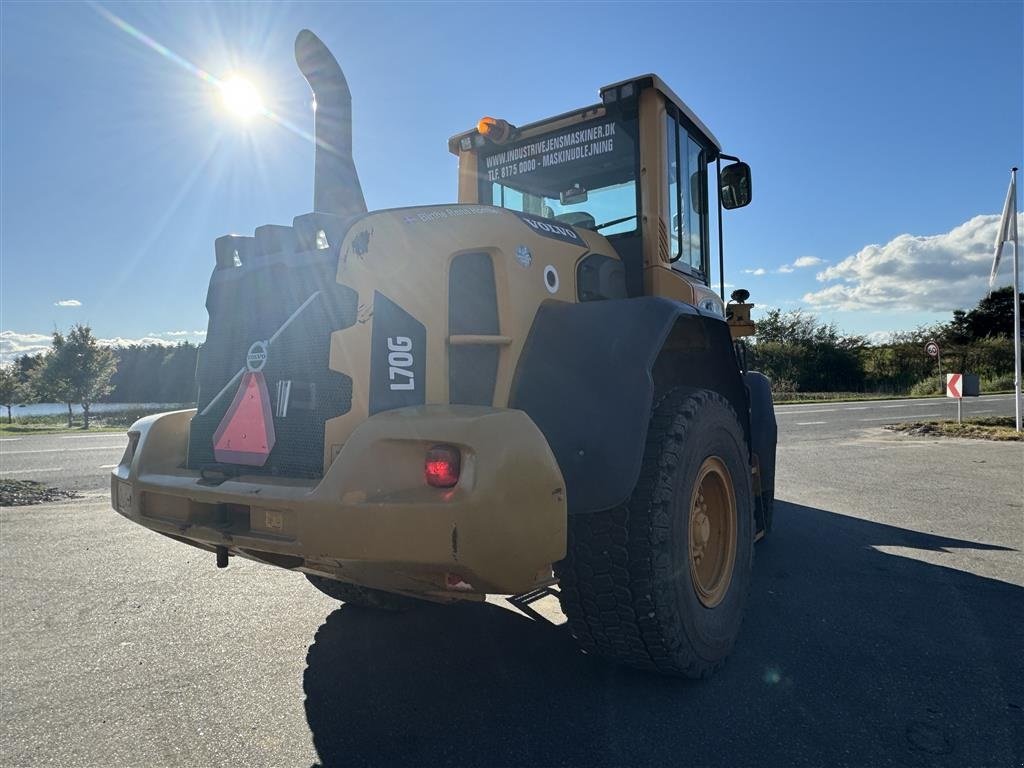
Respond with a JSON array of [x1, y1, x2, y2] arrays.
[[246, 340, 269, 372]]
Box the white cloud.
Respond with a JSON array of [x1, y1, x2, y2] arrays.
[[155, 330, 207, 337], [0, 331, 53, 362], [766, 256, 825, 274], [1, 329, 204, 364], [97, 336, 178, 348], [54, 299, 82, 307], [804, 213, 1024, 312], [744, 268, 767, 276], [865, 330, 896, 345]]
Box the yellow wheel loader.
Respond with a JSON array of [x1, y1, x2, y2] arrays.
[[112, 30, 777, 678]]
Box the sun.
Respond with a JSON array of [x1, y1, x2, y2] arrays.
[[220, 75, 264, 120]]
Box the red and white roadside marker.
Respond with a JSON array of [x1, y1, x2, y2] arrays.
[[946, 373, 967, 423], [946, 373, 963, 399]]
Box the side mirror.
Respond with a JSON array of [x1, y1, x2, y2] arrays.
[[720, 162, 752, 210]]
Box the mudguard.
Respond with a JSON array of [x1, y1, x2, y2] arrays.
[[744, 370, 777, 498], [509, 297, 750, 515]]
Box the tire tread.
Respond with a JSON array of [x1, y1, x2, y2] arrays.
[[555, 388, 750, 677]]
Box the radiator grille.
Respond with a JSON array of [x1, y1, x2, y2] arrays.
[[187, 247, 357, 479]]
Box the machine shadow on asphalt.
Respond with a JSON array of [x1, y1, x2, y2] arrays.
[[302, 501, 1022, 768]]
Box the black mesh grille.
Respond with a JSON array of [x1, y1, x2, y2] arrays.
[[448, 252, 499, 406], [187, 246, 357, 479]]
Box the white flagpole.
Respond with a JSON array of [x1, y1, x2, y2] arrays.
[[1012, 167, 1021, 432]]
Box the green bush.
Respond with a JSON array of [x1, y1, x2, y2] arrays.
[[909, 379, 942, 397], [981, 372, 1015, 392]]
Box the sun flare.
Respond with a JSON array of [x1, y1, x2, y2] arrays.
[[220, 76, 264, 120]]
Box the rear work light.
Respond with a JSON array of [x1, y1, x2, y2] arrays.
[[425, 444, 461, 488]]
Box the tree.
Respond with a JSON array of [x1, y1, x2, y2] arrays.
[[35, 333, 77, 427], [0, 365, 27, 423], [952, 286, 1023, 340], [37, 325, 117, 429], [750, 308, 866, 392]]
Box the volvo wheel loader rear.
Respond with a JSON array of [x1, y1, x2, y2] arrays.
[[111, 30, 777, 678]]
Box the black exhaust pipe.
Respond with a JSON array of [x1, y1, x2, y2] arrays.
[[294, 29, 367, 218]]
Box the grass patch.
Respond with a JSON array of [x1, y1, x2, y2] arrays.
[[772, 390, 1014, 405], [885, 416, 1023, 441], [0, 479, 82, 506], [774, 392, 941, 405]]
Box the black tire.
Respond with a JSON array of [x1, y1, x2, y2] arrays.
[[305, 574, 424, 611], [555, 389, 754, 678]]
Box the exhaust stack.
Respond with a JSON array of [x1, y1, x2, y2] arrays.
[[294, 30, 367, 218]]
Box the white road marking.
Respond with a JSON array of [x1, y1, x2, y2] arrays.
[[795, 421, 828, 426], [777, 394, 1013, 409], [2, 467, 64, 474], [98, 464, 118, 469], [60, 434, 126, 440], [2, 446, 123, 455], [860, 413, 940, 421], [776, 409, 836, 415], [844, 406, 871, 411], [0, 438, 22, 442]]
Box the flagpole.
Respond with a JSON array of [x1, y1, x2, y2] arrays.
[[1012, 167, 1021, 432]]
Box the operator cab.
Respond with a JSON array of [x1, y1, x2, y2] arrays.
[[448, 74, 753, 329]]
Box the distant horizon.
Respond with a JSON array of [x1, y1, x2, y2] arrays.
[[4, 281, 1022, 366]]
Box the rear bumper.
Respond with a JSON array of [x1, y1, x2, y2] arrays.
[[111, 406, 566, 596]]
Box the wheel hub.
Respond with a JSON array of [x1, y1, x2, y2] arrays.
[[688, 456, 737, 608]]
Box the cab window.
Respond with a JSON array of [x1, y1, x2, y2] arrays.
[[666, 113, 709, 278], [479, 116, 639, 236]]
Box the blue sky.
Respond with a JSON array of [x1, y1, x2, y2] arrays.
[[1, 1, 1022, 359]]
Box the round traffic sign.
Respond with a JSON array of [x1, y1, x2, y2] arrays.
[[925, 341, 939, 358]]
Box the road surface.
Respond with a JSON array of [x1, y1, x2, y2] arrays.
[[2, 396, 1022, 767]]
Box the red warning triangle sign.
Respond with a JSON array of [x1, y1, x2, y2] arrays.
[[213, 371, 276, 466]]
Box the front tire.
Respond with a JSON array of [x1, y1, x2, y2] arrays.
[[555, 389, 754, 677]]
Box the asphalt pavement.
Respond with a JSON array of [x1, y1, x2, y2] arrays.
[[0, 431, 127, 491], [1, 397, 1022, 767]]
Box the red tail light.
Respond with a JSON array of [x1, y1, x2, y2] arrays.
[[425, 444, 460, 488]]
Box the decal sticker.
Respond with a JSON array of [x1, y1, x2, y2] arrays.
[[514, 212, 585, 246], [369, 291, 426, 414], [544, 265, 560, 294], [482, 120, 618, 182], [401, 206, 500, 224], [515, 245, 533, 268], [385, 336, 415, 391]]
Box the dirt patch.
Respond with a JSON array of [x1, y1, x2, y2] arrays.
[[0, 480, 82, 506], [885, 416, 1023, 442]]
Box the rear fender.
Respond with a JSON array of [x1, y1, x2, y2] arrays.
[[744, 371, 777, 529], [509, 297, 751, 515]]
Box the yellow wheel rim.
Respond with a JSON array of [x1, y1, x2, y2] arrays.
[[688, 456, 737, 608]]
